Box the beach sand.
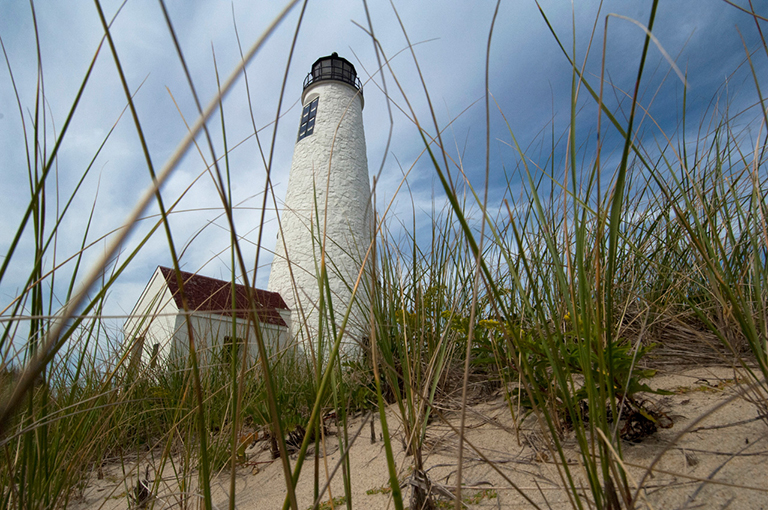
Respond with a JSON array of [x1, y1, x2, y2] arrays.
[[72, 366, 768, 509]]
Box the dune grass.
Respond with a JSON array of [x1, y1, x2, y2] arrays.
[[1, 1, 767, 509]]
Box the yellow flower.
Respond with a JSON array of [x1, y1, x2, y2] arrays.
[[479, 319, 501, 329]]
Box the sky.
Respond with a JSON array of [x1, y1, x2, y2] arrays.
[[1, 0, 766, 339]]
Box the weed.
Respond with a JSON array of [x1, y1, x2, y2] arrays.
[[308, 495, 346, 510]]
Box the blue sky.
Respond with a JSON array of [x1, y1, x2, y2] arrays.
[[1, 0, 766, 332]]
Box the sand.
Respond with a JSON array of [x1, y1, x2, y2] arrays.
[[72, 366, 768, 509]]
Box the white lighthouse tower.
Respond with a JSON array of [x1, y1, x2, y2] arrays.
[[268, 53, 372, 355]]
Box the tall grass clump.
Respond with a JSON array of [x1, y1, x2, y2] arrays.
[[0, 1, 304, 508], [1, 1, 767, 510], [358, 1, 767, 508]]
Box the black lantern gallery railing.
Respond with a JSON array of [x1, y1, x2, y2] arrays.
[[303, 52, 363, 96]]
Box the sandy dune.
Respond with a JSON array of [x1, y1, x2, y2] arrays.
[[73, 366, 768, 509]]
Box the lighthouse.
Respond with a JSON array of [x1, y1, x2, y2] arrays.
[[268, 53, 372, 356]]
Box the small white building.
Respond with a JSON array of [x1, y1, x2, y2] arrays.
[[124, 266, 291, 369]]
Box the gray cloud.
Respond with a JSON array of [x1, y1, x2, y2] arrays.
[[1, 0, 765, 331]]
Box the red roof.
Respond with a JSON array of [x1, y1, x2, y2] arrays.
[[158, 266, 289, 328]]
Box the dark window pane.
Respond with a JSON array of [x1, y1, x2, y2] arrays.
[[297, 98, 319, 142]]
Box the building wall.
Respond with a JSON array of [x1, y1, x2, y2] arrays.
[[268, 80, 372, 355], [169, 312, 287, 367], [124, 267, 178, 367]]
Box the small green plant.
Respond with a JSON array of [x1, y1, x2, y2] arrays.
[[340, 359, 378, 413], [433, 488, 498, 508], [365, 484, 393, 496], [308, 495, 347, 510]]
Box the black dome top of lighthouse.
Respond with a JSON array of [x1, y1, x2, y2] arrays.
[[303, 52, 362, 94]]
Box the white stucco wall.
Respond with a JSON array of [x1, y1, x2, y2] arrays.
[[268, 79, 373, 355]]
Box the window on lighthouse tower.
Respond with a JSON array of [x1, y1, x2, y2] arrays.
[[297, 97, 319, 141]]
